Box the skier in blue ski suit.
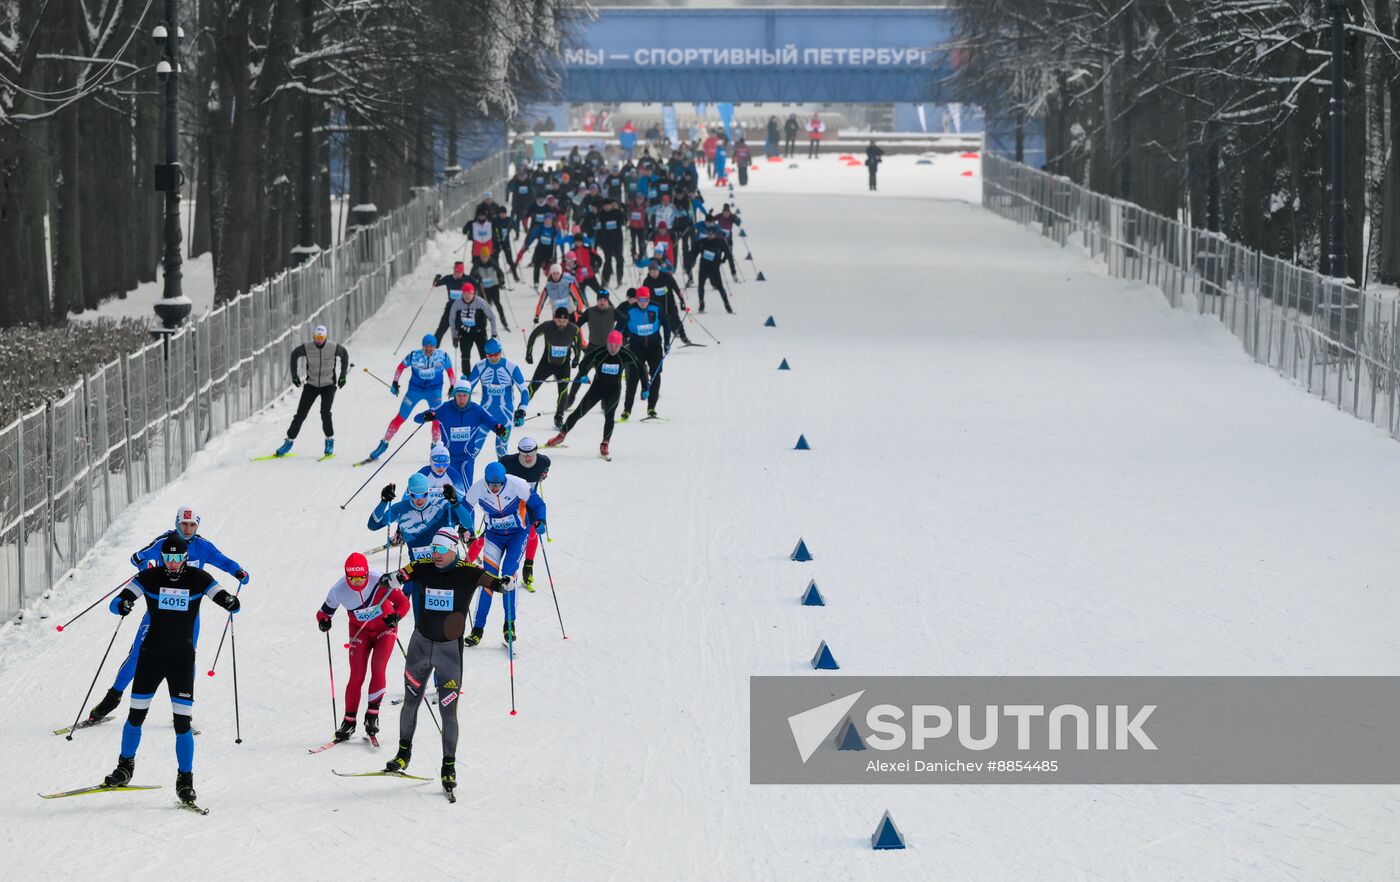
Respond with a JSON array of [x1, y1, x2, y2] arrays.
[[363, 335, 456, 462], [367, 472, 472, 563], [81, 505, 249, 724], [461, 462, 546, 645], [414, 379, 506, 484], [468, 339, 529, 459]]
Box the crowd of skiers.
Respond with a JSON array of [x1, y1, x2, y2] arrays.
[[58, 141, 758, 807]]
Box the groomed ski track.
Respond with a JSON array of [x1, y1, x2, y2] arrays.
[[2, 156, 1398, 880]]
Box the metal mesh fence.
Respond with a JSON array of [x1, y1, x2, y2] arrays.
[[0, 155, 505, 622], [982, 154, 1400, 437]]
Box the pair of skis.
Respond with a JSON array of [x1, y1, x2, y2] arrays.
[[250, 453, 336, 462], [38, 784, 209, 814], [308, 733, 380, 754]]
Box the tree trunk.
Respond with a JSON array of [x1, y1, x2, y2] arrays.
[[51, 105, 84, 318]]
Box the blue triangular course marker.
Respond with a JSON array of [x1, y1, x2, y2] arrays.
[[871, 811, 906, 850], [811, 640, 839, 670], [794, 435, 811, 450], [778, 358, 790, 370], [916, 158, 933, 165], [745, 253, 754, 261], [834, 716, 865, 751], [739, 228, 748, 238], [791, 538, 812, 561], [764, 315, 776, 327], [800, 580, 824, 606], [756, 272, 767, 282]]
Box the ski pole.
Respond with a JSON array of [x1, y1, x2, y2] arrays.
[[207, 585, 243, 677], [64, 614, 125, 741], [393, 280, 438, 353], [230, 616, 243, 744], [684, 310, 721, 344], [394, 635, 442, 734], [325, 630, 339, 731], [538, 538, 567, 640], [505, 589, 518, 716], [55, 576, 133, 632], [338, 420, 427, 510], [361, 367, 391, 389]]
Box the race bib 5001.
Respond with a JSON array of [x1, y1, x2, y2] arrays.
[[424, 588, 453, 611]]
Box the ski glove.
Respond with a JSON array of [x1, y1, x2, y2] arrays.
[[317, 613, 333, 632], [493, 423, 509, 438], [220, 595, 241, 614], [532, 519, 546, 534], [458, 526, 474, 544], [433, 274, 442, 285], [393, 567, 412, 585], [111, 596, 135, 616], [390, 382, 400, 397], [292, 376, 302, 387], [419, 410, 437, 422], [442, 483, 458, 503], [337, 376, 346, 389], [235, 569, 250, 585], [513, 408, 527, 427], [383, 613, 401, 629], [380, 484, 397, 503]]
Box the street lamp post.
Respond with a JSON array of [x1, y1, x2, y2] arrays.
[[1328, 0, 1348, 280], [151, 0, 191, 328]]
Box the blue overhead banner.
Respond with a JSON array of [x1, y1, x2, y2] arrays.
[[561, 8, 957, 103]]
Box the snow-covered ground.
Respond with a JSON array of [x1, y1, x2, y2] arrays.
[[719, 149, 982, 201], [5, 155, 1400, 880]]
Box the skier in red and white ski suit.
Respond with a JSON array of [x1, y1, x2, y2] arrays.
[[316, 553, 410, 741]]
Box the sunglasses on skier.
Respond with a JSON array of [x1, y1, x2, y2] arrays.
[[430, 542, 456, 555], [162, 552, 188, 563], [486, 480, 505, 492], [408, 490, 429, 502], [346, 574, 368, 587]]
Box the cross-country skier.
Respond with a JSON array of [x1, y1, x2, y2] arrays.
[[274, 324, 348, 458], [642, 261, 693, 346], [547, 330, 646, 460], [467, 339, 529, 459], [363, 335, 456, 463], [433, 282, 497, 373], [470, 253, 512, 331], [460, 462, 546, 646], [367, 472, 470, 563], [316, 553, 408, 742], [579, 288, 617, 352], [596, 197, 626, 285], [533, 263, 586, 323], [526, 307, 583, 430], [383, 530, 504, 798], [100, 534, 240, 809], [432, 261, 474, 298], [498, 437, 552, 590], [413, 379, 506, 484], [82, 506, 248, 726], [618, 287, 667, 421], [416, 444, 467, 500], [695, 224, 736, 314], [517, 212, 561, 284]]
